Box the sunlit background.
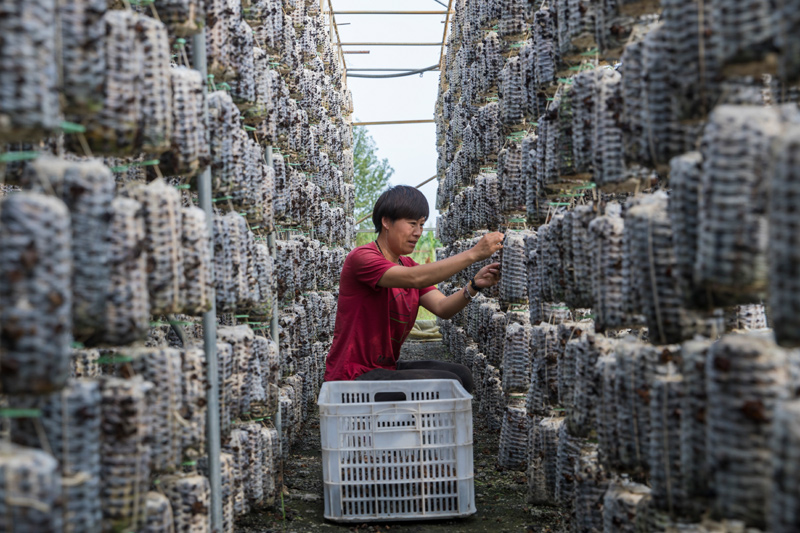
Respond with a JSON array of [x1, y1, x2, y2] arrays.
[[331, 0, 448, 226]]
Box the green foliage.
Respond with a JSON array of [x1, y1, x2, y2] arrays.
[[355, 230, 441, 265], [354, 125, 394, 229], [355, 231, 377, 247], [416, 307, 436, 321], [412, 231, 440, 265]]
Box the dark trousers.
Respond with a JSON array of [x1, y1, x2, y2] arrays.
[[354, 360, 474, 401]]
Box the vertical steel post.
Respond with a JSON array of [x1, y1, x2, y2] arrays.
[[192, 28, 223, 533], [265, 146, 282, 456]]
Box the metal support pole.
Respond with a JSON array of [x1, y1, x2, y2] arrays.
[[325, 0, 347, 87], [438, 0, 454, 91], [192, 28, 223, 533], [265, 146, 282, 458]]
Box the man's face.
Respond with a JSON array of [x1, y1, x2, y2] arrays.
[[384, 216, 426, 255]]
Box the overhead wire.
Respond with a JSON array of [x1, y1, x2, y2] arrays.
[[346, 64, 441, 78]]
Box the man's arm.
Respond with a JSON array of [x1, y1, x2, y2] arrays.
[[419, 262, 501, 319], [377, 232, 504, 289]]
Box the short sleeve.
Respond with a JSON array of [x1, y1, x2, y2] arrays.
[[349, 245, 401, 290]]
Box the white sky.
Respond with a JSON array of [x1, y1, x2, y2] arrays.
[[330, 0, 448, 226]]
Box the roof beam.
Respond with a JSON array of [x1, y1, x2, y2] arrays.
[[355, 176, 439, 226], [337, 42, 443, 46], [346, 68, 441, 72], [352, 120, 435, 126], [332, 10, 453, 14]]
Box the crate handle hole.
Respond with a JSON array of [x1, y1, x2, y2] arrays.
[[374, 391, 407, 402]]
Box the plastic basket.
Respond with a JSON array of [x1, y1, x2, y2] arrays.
[[317, 379, 476, 522]]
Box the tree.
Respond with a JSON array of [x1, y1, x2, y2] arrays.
[[353, 125, 394, 231], [411, 230, 440, 264]]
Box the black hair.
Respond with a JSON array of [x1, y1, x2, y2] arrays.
[[372, 185, 430, 234]]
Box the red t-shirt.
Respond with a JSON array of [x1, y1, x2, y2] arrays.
[[323, 243, 436, 381]]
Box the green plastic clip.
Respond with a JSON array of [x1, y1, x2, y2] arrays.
[[0, 408, 42, 418], [97, 354, 134, 364], [60, 121, 86, 134], [0, 151, 39, 162], [132, 159, 160, 167]]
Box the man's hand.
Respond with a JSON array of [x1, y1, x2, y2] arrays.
[[472, 232, 505, 261], [473, 262, 501, 290]]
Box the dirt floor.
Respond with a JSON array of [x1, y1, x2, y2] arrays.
[[236, 341, 566, 533]]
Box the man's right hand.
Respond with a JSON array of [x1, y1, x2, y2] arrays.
[[472, 232, 505, 261]]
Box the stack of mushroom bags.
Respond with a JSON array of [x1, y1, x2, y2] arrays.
[[0, 0, 354, 531], [436, 0, 800, 531]]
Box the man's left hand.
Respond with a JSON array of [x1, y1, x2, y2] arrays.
[[474, 262, 501, 290]]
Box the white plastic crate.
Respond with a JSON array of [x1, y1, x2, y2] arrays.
[[317, 379, 476, 522]]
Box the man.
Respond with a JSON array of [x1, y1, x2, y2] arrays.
[[324, 185, 504, 391]]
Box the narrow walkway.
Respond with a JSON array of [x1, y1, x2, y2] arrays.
[[236, 341, 565, 533]]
